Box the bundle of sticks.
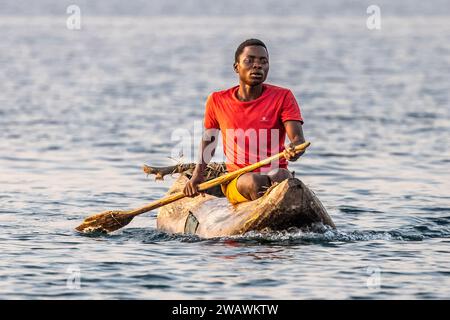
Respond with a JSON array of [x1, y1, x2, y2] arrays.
[[142, 162, 227, 181]]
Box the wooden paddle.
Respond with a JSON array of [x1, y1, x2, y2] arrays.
[[75, 141, 310, 233]]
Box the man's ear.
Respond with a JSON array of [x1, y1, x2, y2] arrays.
[[233, 62, 239, 73]]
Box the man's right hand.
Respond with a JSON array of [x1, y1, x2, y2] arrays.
[[183, 174, 205, 197]]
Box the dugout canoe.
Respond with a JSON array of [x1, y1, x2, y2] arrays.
[[157, 175, 335, 238]]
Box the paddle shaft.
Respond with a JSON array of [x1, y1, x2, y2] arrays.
[[127, 141, 310, 217]]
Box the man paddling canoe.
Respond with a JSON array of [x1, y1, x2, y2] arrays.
[[184, 39, 305, 204], [75, 39, 314, 234]]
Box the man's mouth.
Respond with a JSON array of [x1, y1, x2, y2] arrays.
[[250, 72, 263, 78]]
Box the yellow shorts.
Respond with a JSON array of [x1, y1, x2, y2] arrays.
[[221, 174, 250, 205]]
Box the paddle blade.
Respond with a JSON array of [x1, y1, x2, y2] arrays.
[[75, 210, 134, 234]]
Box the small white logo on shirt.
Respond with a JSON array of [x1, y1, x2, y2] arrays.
[[261, 116, 269, 122]]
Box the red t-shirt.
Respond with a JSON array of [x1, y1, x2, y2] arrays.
[[204, 84, 303, 173]]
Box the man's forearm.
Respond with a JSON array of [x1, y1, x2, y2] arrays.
[[291, 137, 305, 147], [284, 120, 305, 145], [290, 134, 305, 144], [193, 130, 218, 177]]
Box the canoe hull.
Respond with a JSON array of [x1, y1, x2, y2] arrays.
[[157, 176, 335, 238]]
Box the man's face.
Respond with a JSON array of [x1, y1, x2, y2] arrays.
[[234, 45, 269, 86]]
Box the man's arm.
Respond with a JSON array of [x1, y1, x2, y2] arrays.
[[283, 120, 305, 161], [183, 128, 219, 197]]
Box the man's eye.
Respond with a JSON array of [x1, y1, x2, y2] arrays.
[[243, 58, 252, 64]]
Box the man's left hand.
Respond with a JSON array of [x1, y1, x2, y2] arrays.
[[283, 142, 304, 161]]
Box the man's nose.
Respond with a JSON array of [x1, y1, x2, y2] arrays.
[[252, 62, 262, 69]]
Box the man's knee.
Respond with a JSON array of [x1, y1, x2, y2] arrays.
[[237, 173, 270, 200], [268, 168, 293, 184]]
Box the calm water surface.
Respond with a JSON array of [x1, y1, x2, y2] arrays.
[[1, 2, 450, 299]]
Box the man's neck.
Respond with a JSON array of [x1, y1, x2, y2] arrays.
[[236, 83, 264, 102]]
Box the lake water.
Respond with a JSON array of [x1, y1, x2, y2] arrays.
[[1, 0, 449, 299]]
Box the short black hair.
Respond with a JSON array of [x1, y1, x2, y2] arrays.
[[234, 39, 268, 63]]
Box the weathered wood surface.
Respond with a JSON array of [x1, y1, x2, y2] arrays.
[[157, 175, 335, 238]]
